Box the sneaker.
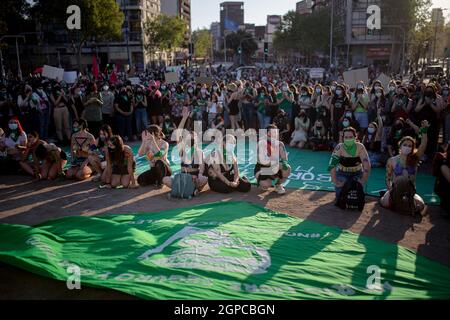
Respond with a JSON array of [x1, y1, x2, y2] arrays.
[[275, 184, 286, 195]]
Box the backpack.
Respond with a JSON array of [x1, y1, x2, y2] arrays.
[[390, 176, 417, 215], [338, 178, 365, 211], [169, 173, 197, 199]]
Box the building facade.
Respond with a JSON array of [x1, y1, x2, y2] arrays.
[[333, 0, 405, 72], [220, 2, 244, 36], [296, 0, 313, 15], [266, 15, 281, 60]]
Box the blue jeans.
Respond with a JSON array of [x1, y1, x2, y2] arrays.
[[116, 114, 132, 139], [39, 108, 50, 140], [135, 108, 148, 135], [257, 112, 271, 129], [335, 170, 363, 199]]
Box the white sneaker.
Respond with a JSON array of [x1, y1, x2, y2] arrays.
[[275, 184, 286, 195]]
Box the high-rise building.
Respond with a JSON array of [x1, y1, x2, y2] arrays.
[[430, 8, 446, 60], [220, 2, 244, 36], [333, 0, 406, 71], [211, 22, 222, 53], [296, 0, 313, 15]]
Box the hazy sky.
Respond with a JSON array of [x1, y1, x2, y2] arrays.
[[191, 0, 450, 31]]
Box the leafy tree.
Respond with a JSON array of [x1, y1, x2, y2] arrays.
[[31, 0, 124, 71], [192, 28, 212, 59], [225, 30, 258, 65], [0, 0, 31, 34], [143, 14, 187, 62]]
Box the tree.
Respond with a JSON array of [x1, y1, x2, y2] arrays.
[[143, 14, 187, 63], [225, 30, 258, 65], [192, 29, 212, 59], [31, 0, 124, 71], [0, 0, 31, 35]]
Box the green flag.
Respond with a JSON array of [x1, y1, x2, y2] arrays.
[[1, 201, 449, 299]]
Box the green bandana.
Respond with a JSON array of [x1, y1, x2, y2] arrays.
[[343, 139, 357, 157]]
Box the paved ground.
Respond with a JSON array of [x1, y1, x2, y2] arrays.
[[1, 172, 450, 300]]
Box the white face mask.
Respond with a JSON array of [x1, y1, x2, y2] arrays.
[[331, 86, 336, 91], [282, 86, 288, 92], [335, 90, 342, 96], [375, 92, 382, 98], [345, 113, 352, 118], [368, 127, 376, 134], [316, 88, 321, 94], [213, 86, 218, 91], [103, 86, 109, 91], [188, 89, 193, 94], [389, 86, 396, 92], [9, 123, 18, 130], [268, 87, 273, 92], [171, 88, 176, 92], [401, 145, 412, 155], [343, 121, 350, 128]]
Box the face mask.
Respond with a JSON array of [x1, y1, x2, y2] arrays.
[[103, 86, 109, 91], [213, 86, 218, 91], [389, 86, 395, 92], [268, 87, 273, 92], [171, 88, 176, 92], [331, 86, 336, 91], [343, 121, 350, 128], [282, 86, 288, 92], [345, 113, 352, 118], [9, 123, 18, 131], [336, 90, 342, 96], [73, 127, 80, 133], [99, 135, 106, 141], [188, 89, 193, 94], [161, 86, 166, 90], [401, 146, 412, 156], [368, 127, 376, 134], [357, 85, 364, 90], [344, 138, 356, 147], [316, 89, 321, 94], [375, 92, 382, 98]]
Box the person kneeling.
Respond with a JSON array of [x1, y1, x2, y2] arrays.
[[102, 135, 138, 189], [254, 124, 291, 195], [206, 135, 251, 194], [137, 125, 172, 188]]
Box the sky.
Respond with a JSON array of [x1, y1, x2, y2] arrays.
[[191, 0, 450, 31]]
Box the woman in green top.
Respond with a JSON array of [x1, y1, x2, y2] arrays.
[[351, 81, 370, 139], [256, 86, 272, 129], [276, 82, 294, 122]]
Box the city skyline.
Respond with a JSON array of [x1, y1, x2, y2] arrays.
[[191, 0, 450, 31]]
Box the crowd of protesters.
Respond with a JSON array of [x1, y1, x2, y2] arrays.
[[0, 63, 449, 214]]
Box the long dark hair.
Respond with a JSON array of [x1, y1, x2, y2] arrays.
[[108, 135, 125, 165]]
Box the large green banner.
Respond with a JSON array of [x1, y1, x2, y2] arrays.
[[0, 201, 449, 299]]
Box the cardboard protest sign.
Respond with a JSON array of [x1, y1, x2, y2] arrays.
[[165, 72, 179, 84], [128, 77, 141, 85], [309, 68, 324, 79], [343, 68, 369, 88], [375, 73, 391, 90], [42, 65, 64, 81]]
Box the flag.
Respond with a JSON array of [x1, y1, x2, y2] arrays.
[[92, 55, 99, 79]]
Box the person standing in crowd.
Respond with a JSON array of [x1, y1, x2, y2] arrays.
[[331, 84, 351, 142], [352, 82, 370, 139], [82, 82, 103, 138], [134, 85, 148, 137], [137, 125, 171, 188], [273, 109, 291, 144], [328, 127, 371, 202], [277, 82, 295, 124], [207, 92, 221, 128], [206, 134, 251, 194], [101, 84, 115, 130], [391, 86, 413, 121], [101, 135, 138, 189], [88, 124, 113, 182], [290, 109, 310, 149], [163, 107, 208, 193], [241, 81, 256, 130], [66, 118, 95, 181], [432, 140, 450, 214], [160, 82, 172, 116], [114, 86, 134, 142], [256, 86, 272, 130], [34, 82, 50, 140], [254, 124, 291, 195], [170, 85, 185, 126], [69, 85, 85, 122], [227, 83, 241, 130], [17, 85, 34, 132], [50, 84, 71, 145], [148, 83, 163, 126], [442, 84, 450, 144], [381, 121, 429, 214], [414, 84, 444, 160]]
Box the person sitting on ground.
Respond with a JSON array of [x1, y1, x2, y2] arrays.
[[432, 141, 450, 215], [19, 131, 45, 179], [162, 107, 208, 193], [32, 142, 67, 181], [88, 124, 113, 182], [2, 117, 27, 174], [66, 118, 96, 181], [254, 124, 292, 195], [309, 118, 328, 151], [101, 135, 138, 189], [205, 134, 251, 194], [380, 121, 429, 215], [137, 124, 172, 188], [290, 110, 310, 149], [328, 127, 371, 203]]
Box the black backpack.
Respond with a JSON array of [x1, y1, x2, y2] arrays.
[[338, 178, 365, 211], [390, 176, 418, 216]]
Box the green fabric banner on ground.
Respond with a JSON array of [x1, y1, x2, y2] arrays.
[[1, 201, 449, 299]]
